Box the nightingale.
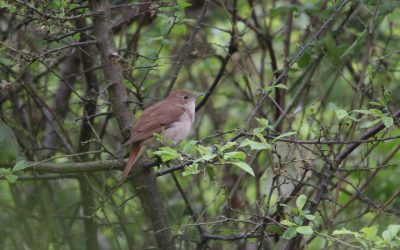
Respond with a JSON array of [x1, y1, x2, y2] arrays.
[[120, 89, 198, 184]]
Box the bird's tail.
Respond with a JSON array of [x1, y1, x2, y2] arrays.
[[120, 144, 141, 184]]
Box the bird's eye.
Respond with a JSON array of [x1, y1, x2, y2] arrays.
[[183, 95, 189, 100]]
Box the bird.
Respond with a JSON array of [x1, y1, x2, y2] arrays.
[[120, 89, 198, 184]]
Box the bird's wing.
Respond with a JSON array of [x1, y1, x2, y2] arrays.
[[126, 100, 185, 144]]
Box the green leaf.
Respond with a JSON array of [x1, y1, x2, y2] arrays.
[[274, 84, 288, 90], [352, 109, 373, 115], [217, 142, 236, 153], [281, 220, 296, 227], [152, 147, 181, 162], [361, 225, 378, 240], [296, 194, 307, 211], [388, 225, 400, 236], [264, 84, 288, 92], [177, 0, 191, 9], [296, 226, 313, 235], [161, 39, 170, 45], [382, 225, 400, 242], [294, 216, 304, 226], [255, 117, 269, 128], [297, 53, 311, 68], [382, 116, 394, 128], [282, 227, 298, 239], [335, 109, 348, 120], [231, 162, 255, 176], [304, 214, 316, 221], [266, 224, 285, 234], [333, 228, 358, 235], [370, 109, 384, 117], [325, 35, 340, 66], [13, 160, 29, 172], [5, 173, 18, 183], [0, 121, 20, 164], [223, 151, 246, 161], [196, 145, 213, 156], [182, 140, 198, 154], [274, 131, 297, 141], [382, 92, 392, 105], [370, 101, 382, 106], [182, 163, 200, 176], [0, 0, 10, 8], [253, 127, 265, 134], [0, 168, 11, 176], [240, 139, 271, 150], [198, 154, 217, 162]]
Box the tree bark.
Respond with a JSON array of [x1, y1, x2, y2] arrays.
[[89, 1, 176, 249]]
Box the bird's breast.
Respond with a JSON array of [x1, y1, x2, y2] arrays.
[[163, 110, 194, 143]]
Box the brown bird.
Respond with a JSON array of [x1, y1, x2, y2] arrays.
[[120, 89, 198, 184]]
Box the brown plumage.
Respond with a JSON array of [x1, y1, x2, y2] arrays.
[[120, 89, 197, 184]]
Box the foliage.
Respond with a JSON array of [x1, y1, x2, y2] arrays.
[[0, 0, 400, 249]]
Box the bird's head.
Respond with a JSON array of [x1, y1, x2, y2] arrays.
[[167, 89, 200, 105]]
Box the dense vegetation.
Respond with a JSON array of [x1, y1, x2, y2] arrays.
[[1, 0, 400, 249]]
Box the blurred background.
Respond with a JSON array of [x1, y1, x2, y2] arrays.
[[0, 0, 400, 249]]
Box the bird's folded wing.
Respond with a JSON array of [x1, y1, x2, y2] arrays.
[[126, 100, 185, 144]]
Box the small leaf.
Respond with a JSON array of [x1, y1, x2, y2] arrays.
[[282, 227, 298, 239], [304, 214, 316, 221], [274, 84, 288, 90], [382, 116, 394, 128], [231, 162, 255, 176], [352, 109, 373, 115], [223, 151, 246, 161], [388, 225, 400, 236], [382, 92, 392, 105], [182, 140, 198, 154], [13, 160, 29, 172], [335, 109, 348, 120], [217, 142, 236, 153], [297, 53, 311, 68], [325, 35, 340, 66], [182, 163, 200, 176], [296, 194, 307, 211], [382, 230, 392, 242], [255, 117, 269, 128], [253, 127, 265, 134], [0, 121, 20, 164], [5, 173, 18, 183], [382, 225, 400, 242], [274, 131, 297, 141], [370, 101, 383, 106], [265, 224, 285, 234], [333, 228, 357, 235], [370, 109, 384, 117], [161, 39, 170, 45], [294, 216, 304, 226], [361, 225, 378, 239], [177, 0, 191, 9], [152, 147, 181, 162], [196, 145, 213, 156], [281, 220, 296, 227], [198, 154, 217, 162], [0, 168, 11, 176], [264, 84, 288, 92], [296, 226, 313, 235], [240, 139, 271, 150]]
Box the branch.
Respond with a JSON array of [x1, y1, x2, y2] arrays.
[[89, 1, 176, 249], [284, 108, 400, 249], [164, 1, 209, 97]]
